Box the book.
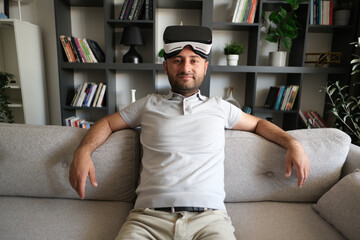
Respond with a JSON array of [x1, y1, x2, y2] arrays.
[[274, 85, 285, 110], [231, 0, 241, 23], [59, 35, 75, 62], [87, 39, 105, 62], [119, 0, 130, 19], [83, 39, 98, 63], [128, 0, 140, 20], [133, 0, 145, 20], [97, 84, 107, 107], [247, 0, 258, 23], [92, 83, 103, 107], [123, 0, 135, 20], [68, 37, 81, 62], [73, 37, 87, 62], [299, 110, 312, 129], [301, 110, 327, 128], [264, 86, 280, 109], [65, 116, 94, 128], [70, 82, 105, 107]]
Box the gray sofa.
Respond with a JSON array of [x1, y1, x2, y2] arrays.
[[0, 123, 359, 240]]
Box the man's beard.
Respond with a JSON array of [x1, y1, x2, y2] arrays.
[[168, 72, 204, 96]]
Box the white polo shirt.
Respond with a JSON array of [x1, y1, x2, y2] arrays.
[[119, 91, 242, 210]]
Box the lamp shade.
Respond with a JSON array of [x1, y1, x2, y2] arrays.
[[120, 26, 144, 46]]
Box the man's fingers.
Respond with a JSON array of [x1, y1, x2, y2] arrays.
[[285, 160, 292, 178], [89, 167, 98, 188], [78, 175, 87, 199]]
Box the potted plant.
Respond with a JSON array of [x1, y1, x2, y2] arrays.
[[263, 0, 306, 66], [157, 48, 165, 63], [223, 41, 244, 66], [333, 0, 353, 25], [0, 71, 15, 123], [322, 38, 360, 145]]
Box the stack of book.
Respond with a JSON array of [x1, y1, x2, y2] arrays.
[[71, 82, 107, 108], [118, 0, 153, 20], [299, 110, 327, 128], [230, 0, 258, 23], [309, 0, 334, 25], [59, 35, 105, 63], [65, 116, 93, 129], [264, 85, 299, 111]]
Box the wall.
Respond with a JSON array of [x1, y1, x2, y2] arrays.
[[1, 0, 61, 125], [1, 0, 330, 125]]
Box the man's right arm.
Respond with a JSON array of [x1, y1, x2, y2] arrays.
[[69, 113, 130, 199]]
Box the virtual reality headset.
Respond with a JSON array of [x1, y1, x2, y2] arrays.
[[163, 25, 212, 59]]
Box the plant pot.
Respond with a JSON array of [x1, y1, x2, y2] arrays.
[[226, 54, 239, 66], [269, 51, 287, 67], [334, 10, 351, 26]]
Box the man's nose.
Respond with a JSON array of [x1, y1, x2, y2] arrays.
[[181, 59, 192, 73]]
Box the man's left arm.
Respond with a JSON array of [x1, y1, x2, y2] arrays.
[[232, 112, 310, 187]]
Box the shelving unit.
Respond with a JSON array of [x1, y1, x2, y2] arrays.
[[0, 19, 48, 125], [54, 0, 358, 130]]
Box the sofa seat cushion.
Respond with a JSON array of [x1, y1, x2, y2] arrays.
[[0, 197, 132, 240], [226, 202, 345, 240]]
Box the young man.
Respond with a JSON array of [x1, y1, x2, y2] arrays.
[[69, 26, 310, 239]]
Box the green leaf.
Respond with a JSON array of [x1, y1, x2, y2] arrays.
[[265, 32, 278, 43], [269, 12, 282, 24], [329, 87, 336, 96], [282, 37, 292, 51]]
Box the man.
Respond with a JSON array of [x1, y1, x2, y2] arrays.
[[69, 26, 310, 239]]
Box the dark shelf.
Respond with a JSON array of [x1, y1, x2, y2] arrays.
[[107, 19, 154, 28], [64, 0, 103, 7], [212, 22, 259, 31]]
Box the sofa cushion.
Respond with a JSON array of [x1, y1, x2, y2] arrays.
[[226, 202, 345, 240], [0, 124, 140, 201], [0, 196, 133, 240], [312, 169, 360, 240], [224, 128, 351, 202]]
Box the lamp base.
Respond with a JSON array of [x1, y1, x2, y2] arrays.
[[123, 45, 143, 64]]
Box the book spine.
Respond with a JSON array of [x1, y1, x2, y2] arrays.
[[60, 35, 75, 62], [83, 39, 98, 63], [68, 37, 81, 62], [247, 0, 258, 23], [97, 84, 107, 107], [119, 0, 129, 19]]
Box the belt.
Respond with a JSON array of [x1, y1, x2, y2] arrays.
[[153, 207, 216, 213]]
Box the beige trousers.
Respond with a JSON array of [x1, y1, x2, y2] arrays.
[[115, 208, 236, 240]]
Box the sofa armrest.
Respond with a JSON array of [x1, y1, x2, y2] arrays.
[[342, 143, 360, 177]]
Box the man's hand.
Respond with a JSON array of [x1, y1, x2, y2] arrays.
[[284, 140, 310, 187], [69, 151, 98, 199]]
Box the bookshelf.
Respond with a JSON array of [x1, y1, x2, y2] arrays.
[[54, 0, 359, 130], [0, 19, 48, 125]]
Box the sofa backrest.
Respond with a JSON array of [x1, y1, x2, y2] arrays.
[[0, 124, 140, 202], [224, 128, 351, 203]]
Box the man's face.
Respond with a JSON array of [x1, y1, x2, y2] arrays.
[[163, 46, 209, 97]]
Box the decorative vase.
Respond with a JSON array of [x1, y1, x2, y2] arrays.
[[334, 10, 351, 26], [269, 51, 287, 67], [131, 89, 136, 103], [224, 86, 241, 108], [226, 54, 239, 66]]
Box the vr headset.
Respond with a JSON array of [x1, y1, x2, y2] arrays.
[[163, 25, 212, 59]]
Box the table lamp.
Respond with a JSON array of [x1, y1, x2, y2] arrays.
[[121, 26, 144, 63]]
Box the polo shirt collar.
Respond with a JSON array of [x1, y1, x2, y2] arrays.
[[165, 90, 206, 101]]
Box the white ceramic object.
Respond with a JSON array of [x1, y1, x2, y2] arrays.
[[226, 54, 239, 66], [269, 51, 287, 67]]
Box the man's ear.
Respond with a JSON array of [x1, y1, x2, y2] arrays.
[[204, 60, 209, 74], [163, 60, 168, 74]]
